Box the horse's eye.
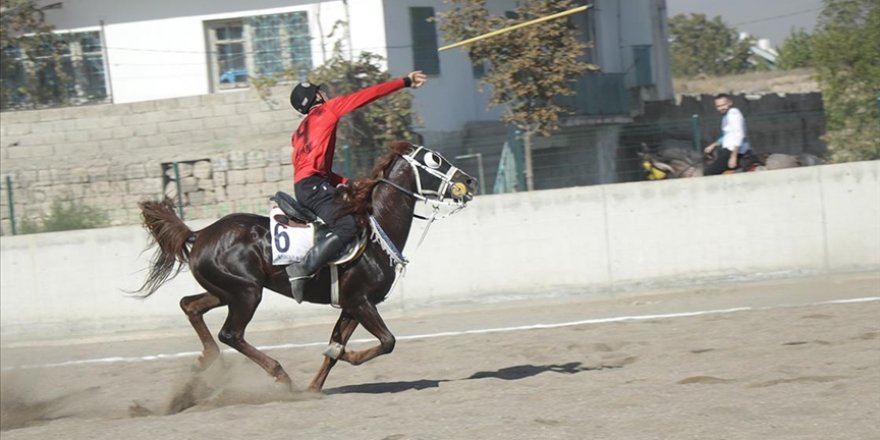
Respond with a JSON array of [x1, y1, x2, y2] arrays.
[[424, 152, 442, 169]]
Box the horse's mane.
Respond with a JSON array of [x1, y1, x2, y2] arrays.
[[339, 141, 412, 227]]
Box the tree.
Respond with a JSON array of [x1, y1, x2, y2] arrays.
[[668, 13, 753, 77], [776, 28, 814, 70], [308, 49, 418, 177], [0, 0, 70, 109], [437, 0, 595, 190], [812, 0, 880, 162]]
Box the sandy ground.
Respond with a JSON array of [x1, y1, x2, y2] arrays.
[[1, 273, 878, 440]]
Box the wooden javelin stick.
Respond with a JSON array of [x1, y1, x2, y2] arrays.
[[437, 4, 591, 52]]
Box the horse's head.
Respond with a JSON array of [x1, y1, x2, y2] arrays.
[[641, 157, 672, 180], [400, 145, 478, 206], [639, 145, 672, 180], [639, 144, 703, 180]]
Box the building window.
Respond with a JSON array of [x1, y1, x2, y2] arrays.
[[205, 11, 312, 91], [0, 31, 108, 110], [410, 7, 440, 75]]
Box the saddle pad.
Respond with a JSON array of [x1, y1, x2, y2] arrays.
[[270, 206, 314, 265]]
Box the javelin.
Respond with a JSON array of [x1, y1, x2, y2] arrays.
[[437, 4, 591, 52]]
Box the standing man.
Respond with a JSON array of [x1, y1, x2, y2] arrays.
[[285, 71, 427, 301], [704, 93, 752, 175]]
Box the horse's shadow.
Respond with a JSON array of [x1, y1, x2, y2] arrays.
[[324, 362, 613, 395]]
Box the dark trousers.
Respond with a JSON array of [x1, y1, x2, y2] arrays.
[[705, 148, 738, 176], [294, 176, 357, 243]]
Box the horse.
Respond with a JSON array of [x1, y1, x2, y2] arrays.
[[134, 141, 477, 392], [640, 145, 823, 180]]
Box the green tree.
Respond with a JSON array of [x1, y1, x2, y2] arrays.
[[669, 13, 753, 77], [251, 20, 416, 178], [307, 48, 418, 177], [776, 28, 814, 70], [0, 0, 71, 109], [437, 0, 595, 190], [812, 0, 880, 162]]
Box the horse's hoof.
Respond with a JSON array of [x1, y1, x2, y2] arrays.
[[323, 343, 345, 360], [273, 378, 294, 393]]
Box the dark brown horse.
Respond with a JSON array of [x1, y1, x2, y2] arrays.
[[135, 141, 477, 392]]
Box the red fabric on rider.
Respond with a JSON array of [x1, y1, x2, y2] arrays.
[[291, 78, 407, 186]]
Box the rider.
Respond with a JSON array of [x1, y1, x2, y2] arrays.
[[703, 93, 752, 175], [286, 71, 428, 299]]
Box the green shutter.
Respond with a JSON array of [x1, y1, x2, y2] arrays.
[[410, 7, 440, 75], [633, 45, 653, 86]]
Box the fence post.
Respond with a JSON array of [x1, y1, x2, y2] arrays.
[[172, 162, 185, 220], [691, 114, 701, 152], [342, 144, 351, 177], [5, 175, 16, 235], [509, 127, 526, 191]]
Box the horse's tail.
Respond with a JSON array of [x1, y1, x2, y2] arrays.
[[134, 198, 195, 297]]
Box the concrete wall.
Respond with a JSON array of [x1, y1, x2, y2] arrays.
[[2, 161, 877, 337]]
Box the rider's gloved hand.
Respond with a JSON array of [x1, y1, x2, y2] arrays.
[[404, 71, 427, 89]]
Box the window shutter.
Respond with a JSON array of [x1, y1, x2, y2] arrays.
[[410, 7, 440, 75], [633, 45, 653, 86]]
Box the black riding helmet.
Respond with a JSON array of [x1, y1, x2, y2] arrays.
[[290, 82, 324, 114]]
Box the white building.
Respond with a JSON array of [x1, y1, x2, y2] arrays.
[[28, 0, 673, 138]]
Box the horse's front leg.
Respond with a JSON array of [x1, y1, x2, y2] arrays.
[[180, 292, 225, 370], [336, 302, 395, 366], [307, 311, 359, 392]]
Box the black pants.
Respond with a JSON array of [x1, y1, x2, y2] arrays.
[[294, 176, 357, 243], [705, 148, 738, 176]]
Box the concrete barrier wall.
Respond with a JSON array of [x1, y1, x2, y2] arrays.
[[2, 161, 878, 336]]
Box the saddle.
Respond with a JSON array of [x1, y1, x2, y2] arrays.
[[272, 191, 318, 225], [270, 191, 364, 265]]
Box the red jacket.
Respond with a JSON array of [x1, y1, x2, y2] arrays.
[[291, 78, 406, 185]]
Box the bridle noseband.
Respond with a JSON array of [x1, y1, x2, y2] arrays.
[[376, 145, 470, 246], [378, 145, 469, 212]]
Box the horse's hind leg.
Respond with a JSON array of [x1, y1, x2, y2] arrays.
[[337, 302, 395, 366], [218, 292, 292, 385], [180, 293, 225, 370], [308, 311, 359, 392]]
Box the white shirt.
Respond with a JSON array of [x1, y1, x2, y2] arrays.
[[719, 107, 751, 154]]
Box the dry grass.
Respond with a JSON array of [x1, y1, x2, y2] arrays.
[[674, 68, 820, 100]]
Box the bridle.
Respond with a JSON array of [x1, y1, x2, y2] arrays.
[[376, 145, 470, 246], [378, 145, 470, 212]]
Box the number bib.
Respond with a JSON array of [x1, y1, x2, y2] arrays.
[[270, 206, 314, 265]]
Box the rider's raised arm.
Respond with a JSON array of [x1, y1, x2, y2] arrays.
[[324, 78, 408, 118]]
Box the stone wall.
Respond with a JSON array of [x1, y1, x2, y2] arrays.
[[0, 86, 300, 233]]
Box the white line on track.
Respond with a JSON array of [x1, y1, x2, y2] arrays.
[[4, 296, 878, 371]]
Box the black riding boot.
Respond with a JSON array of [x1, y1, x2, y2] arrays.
[[286, 232, 347, 303]]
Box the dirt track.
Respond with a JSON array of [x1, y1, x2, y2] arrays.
[[2, 274, 879, 440]]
